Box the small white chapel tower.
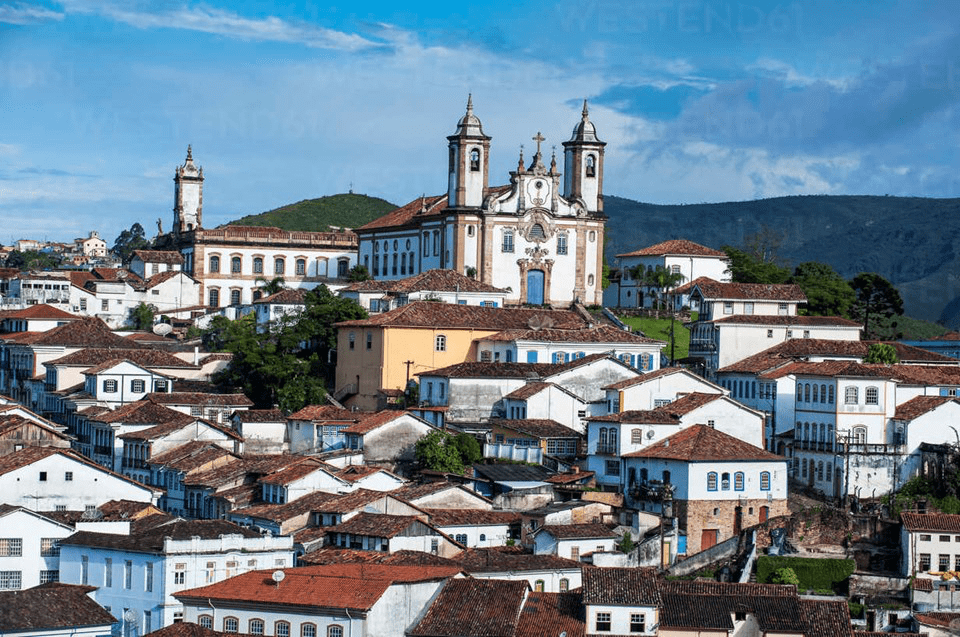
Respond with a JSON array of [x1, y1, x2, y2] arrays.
[[447, 95, 492, 209], [173, 145, 204, 233]]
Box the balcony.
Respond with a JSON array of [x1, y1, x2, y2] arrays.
[[93, 445, 112, 456], [594, 442, 619, 455], [837, 442, 905, 455], [121, 459, 148, 470]]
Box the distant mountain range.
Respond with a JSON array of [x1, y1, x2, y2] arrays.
[[603, 195, 960, 329], [232, 193, 960, 329]]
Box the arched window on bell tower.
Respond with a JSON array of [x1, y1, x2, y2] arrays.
[[470, 149, 480, 172], [585, 154, 596, 177]]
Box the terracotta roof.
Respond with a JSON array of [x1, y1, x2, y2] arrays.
[[132, 249, 183, 264], [676, 277, 806, 302], [90, 400, 195, 426], [0, 583, 116, 631], [801, 598, 854, 637], [503, 382, 554, 400], [409, 578, 529, 637], [257, 457, 336, 486], [335, 302, 588, 331], [232, 408, 285, 423], [327, 512, 436, 538], [483, 324, 664, 345], [617, 239, 726, 258], [340, 410, 416, 434], [61, 515, 262, 552], [341, 268, 506, 294], [175, 563, 461, 611], [423, 361, 560, 379], [910, 611, 960, 628], [902, 512, 960, 533], [230, 489, 342, 522], [624, 424, 782, 461], [758, 360, 898, 381], [120, 417, 241, 442], [145, 623, 228, 637], [391, 481, 492, 505], [257, 288, 307, 305], [894, 395, 957, 420], [25, 317, 138, 348], [148, 441, 235, 472], [912, 577, 934, 591], [308, 488, 399, 514], [144, 269, 187, 289], [288, 404, 359, 421], [582, 566, 660, 606], [1, 303, 78, 321], [49, 347, 195, 369], [145, 392, 254, 407], [659, 580, 807, 633], [357, 194, 448, 231], [590, 392, 728, 423], [602, 366, 690, 390], [335, 464, 389, 482], [456, 546, 582, 573], [300, 547, 461, 567], [516, 591, 584, 637], [538, 523, 616, 540], [710, 314, 862, 327], [424, 508, 520, 527], [491, 418, 581, 439], [182, 454, 304, 488], [545, 469, 595, 484]]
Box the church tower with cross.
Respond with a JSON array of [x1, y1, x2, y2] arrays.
[[356, 98, 607, 306]]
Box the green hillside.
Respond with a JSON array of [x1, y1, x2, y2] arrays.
[[227, 193, 396, 232]]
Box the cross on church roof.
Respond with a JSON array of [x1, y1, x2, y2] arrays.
[[532, 132, 545, 156]]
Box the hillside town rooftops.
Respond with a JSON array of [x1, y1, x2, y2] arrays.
[[456, 546, 583, 573], [675, 276, 807, 302], [408, 578, 529, 637], [0, 583, 117, 632], [341, 268, 506, 294], [710, 314, 862, 327], [491, 418, 581, 439], [583, 566, 660, 606], [893, 395, 957, 420], [624, 424, 783, 462], [482, 324, 664, 344], [901, 512, 960, 533], [334, 301, 587, 331], [132, 249, 184, 264], [537, 523, 617, 540]]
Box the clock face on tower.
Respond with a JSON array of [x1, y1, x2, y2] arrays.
[[526, 178, 550, 206]]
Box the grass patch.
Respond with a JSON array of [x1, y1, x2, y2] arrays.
[[618, 315, 691, 361], [756, 556, 855, 595]]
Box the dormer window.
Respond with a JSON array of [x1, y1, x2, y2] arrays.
[[470, 149, 480, 171]]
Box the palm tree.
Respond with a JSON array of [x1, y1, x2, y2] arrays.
[[631, 265, 686, 365], [255, 276, 286, 296]]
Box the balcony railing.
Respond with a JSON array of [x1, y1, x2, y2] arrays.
[[594, 442, 619, 455], [837, 442, 905, 455]]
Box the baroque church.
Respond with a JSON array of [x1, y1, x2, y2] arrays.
[[356, 97, 607, 306]]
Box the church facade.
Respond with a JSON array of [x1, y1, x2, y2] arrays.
[[356, 98, 607, 307], [159, 147, 359, 308]]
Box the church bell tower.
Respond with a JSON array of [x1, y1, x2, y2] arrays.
[[174, 145, 204, 233], [447, 95, 491, 209], [563, 101, 605, 214]]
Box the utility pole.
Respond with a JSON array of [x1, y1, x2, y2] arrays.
[[404, 360, 415, 385]]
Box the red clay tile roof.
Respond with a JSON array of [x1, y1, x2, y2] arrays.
[[0, 583, 116, 630], [483, 324, 664, 345], [602, 367, 691, 390], [357, 194, 448, 231], [341, 268, 506, 294], [539, 523, 616, 540], [1, 304, 78, 321], [583, 566, 660, 606], [334, 301, 587, 331], [148, 441, 235, 471], [516, 591, 584, 637], [408, 578, 529, 637], [624, 424, 782, 461], [455, 546, 583, 573], [258, 457, 337, 486], [62, 516, 263, 552], [27, 317, 138, 348], [327, 512, 436, 538], [912, 577, 934, 591], [423, 353, 621, 380], [617, 239, 726, 258], [911, 611, 960, 628], [902, 512, 960, 533], [676, 277, 806, 301], [175, 563, 461, 611], [91, 400, 195, 426], [133, 250, 184, 264], [503, 382, 554, 400], [257, 288, 308, 305], [301, 547, 461, 567], [492, 419, 580, 439], [658, 579, 807, 633], [232, 408, 285, 423], [288, 405, 359, 421], [391, 481, 493, 505], [49, 347, 196, 369], [145, 622, 228, 637], [145, 392, 254, 407], [144, 269, 188, 289], [590, 392, 728, 423], [230, 489, 343, 522], [120, 417, 241, 442], [424, 508, 520, 527], [894, 395, 957, 420], [710, 315, 861, 327], [335, 464, 389, 482], [340, 410, 414, 434], [801, 598, 854, 637]]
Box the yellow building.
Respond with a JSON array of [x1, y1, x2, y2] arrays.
[[334, 302, 588, 410]]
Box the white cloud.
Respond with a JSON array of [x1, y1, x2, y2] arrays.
[[0, 2, 63, 24], [58, 1, 381, 51], [749, 57, 851, 90]]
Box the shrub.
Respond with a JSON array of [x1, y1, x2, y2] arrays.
[[757, 556, 855, 594]]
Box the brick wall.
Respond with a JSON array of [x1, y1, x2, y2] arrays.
[[677, 497, 789, 555]]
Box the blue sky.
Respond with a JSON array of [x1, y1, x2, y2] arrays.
[[1, 1, 959, 244]]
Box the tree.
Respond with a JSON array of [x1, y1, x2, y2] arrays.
[[617, 532, 635, 554], [129, 302, 157, 330], [789, 262, 856, 317], [207, 284, 368, 411], [723, 246, 791, 284], [255, 276, 286, 296], [415, 431, 467, 474], [4, 250, 60, 271], [347, 264, 371, 282], [864, 342, 899, 365], [849, 273, 904, 340], [632, 265, 686, 310], [112, 222, 151, 265], [771, 567, 800, 587], [451, 433, 482, 466]]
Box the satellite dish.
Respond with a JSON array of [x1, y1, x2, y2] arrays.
[[153, 323, 173, 336], [272, 570, 285, 584], [123, 609, 138, 622], [646, 430, 655, 439]]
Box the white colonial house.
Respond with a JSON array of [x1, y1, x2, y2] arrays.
[[424, 509, 519, 548], [0, 505, 76, 590], [901, 512, 960, 580], [582, 567, 660, 636], [0, 447, 160, 512], [622, 425, 789, 556], [586, 393, 766, 491], [175, 563, 462, 637], [603, 367, 726, 413], [59, 515, 295, 631], [129, 250, 183, 279], [609, 239, 730, 309], [356, 98, 607, 307], [457, 548, 583, 593], [531, 523, 617, 560]]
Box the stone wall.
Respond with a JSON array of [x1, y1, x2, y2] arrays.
[[677, 497, 789, 555]]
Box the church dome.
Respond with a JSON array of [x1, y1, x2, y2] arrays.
[[569, 100, 601, 143]]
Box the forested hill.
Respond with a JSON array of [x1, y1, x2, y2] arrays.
[[227, 193, 396, 232], [603, 195, 960, 328]]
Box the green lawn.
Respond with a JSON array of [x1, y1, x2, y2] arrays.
[[618, 314, 691, 361]]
